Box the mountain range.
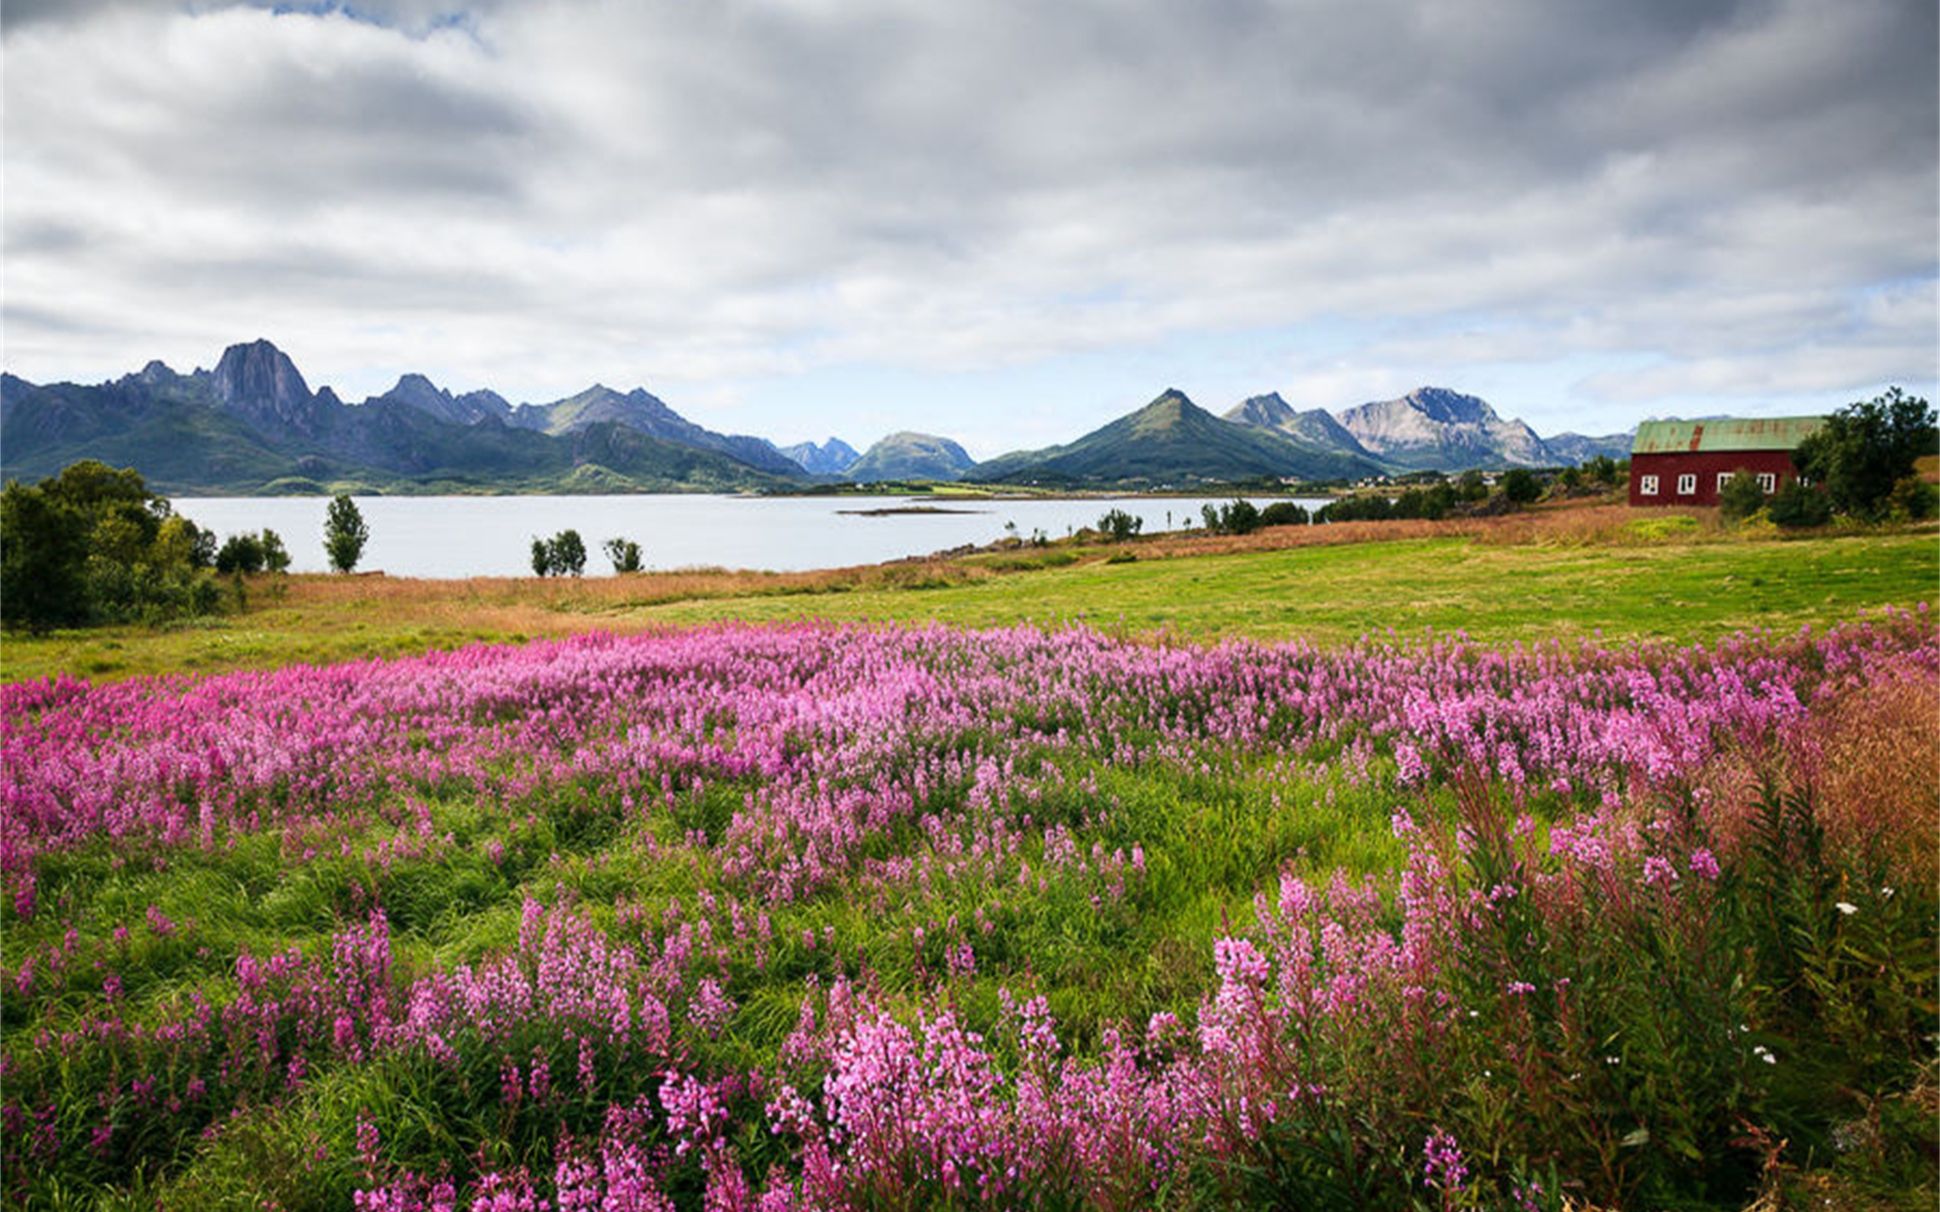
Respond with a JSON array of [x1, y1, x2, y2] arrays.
[[0, 340, 1634, 495]]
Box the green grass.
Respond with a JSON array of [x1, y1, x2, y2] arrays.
[[5, 530, 1934, 686], [640, 532, 1940, 646]]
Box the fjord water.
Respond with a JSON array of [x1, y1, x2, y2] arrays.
[[175, 494, 1325, 577]]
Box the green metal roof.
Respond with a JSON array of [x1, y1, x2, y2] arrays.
[[1631, 416, 1824, 455]]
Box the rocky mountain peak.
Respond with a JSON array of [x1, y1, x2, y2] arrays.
[[212, 339, 311, 410]]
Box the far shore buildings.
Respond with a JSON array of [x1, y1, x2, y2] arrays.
[[1628, 417, 1824, 507]]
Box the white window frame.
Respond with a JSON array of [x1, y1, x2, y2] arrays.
[[1717, 472, 1734, 493], [1676, 473, 1696, 496], [1757, 472, 1776, 493], [1639, 474, 1659, 496]]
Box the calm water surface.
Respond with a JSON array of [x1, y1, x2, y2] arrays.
[[175, 494, 1327, 578]]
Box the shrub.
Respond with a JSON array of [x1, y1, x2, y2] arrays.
[[604, 537, 643, 573], [324, 494, 369, 573], [1258, 500, 1309, 528], [1199, 498, 1261, 535], [215, 533, 265, 574], [1718, 469, 1767, 522], [1096, 508, 1142, 542], [1501, 468, 1542, 503], [532, 530, 589, 577], [1885, 474, 1937, 521], [1768, 480, 1832, 529]]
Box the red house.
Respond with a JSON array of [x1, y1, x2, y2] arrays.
[[1628, 416, 1824, 507]]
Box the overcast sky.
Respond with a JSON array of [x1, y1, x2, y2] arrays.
[[4, 0, 1934, 456]]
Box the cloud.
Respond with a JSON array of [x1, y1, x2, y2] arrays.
[[3, 0, 1933, 443]]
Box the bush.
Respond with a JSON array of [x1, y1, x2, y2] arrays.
[[1199, 498, 1261, 536], [1794, 387, 1937, 520], [1768, 480, 1832, 529], [0, 460, 219, 632], [1718, 469, 1767, 522], [215, 533, 265, 574], [532, 530, 588, 577], [324, 494, 369, 573], [1501, 468, 1542, 504], [604, 537, 643, 574], [1258, 501, 1309, 528], [1885, 474, 1937, 521], [1316, 494, 1392, 523], [1096, 508, 1142, 542]]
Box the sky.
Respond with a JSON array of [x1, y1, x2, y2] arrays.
[[3, 0, 1935, 459]]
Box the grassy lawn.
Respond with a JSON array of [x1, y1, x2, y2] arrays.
[[3, 520, 1934, 684], [641, 531, 1940, 644]]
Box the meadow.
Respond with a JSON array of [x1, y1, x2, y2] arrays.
[[3, 507, 1936, 684], [3, 513, 1937, 1210]]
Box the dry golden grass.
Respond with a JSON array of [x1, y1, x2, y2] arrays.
[[1796, 670, 1940, 884]]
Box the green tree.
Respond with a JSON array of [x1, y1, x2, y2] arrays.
[[531, 538, 555, 577], [1096, 508, 1142, 542], [0, 479, 88, 632], [1, 461, 217, 632], [1259, 501, 1310, 528], [1501, 468, 1543, 504], [1767, 480, 1831, 529], [604, 537, 643, 573], [1793, 387, 1938, 519], [550, 529, 587, 576], [259, 529, 292, 573], [324, 494, 369, 573], [216, 532, 266, 574], [1717, 470, 1767, 522]]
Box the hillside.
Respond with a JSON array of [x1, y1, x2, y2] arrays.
[[968, 389, 1383, 485], [846, 431, 976, 482], [1, 341, 807, 495]]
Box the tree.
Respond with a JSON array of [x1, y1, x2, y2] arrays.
[[1767, 480, 1831, 529], [1096, 508, 1142, 542], [259, 529, 292, 573], [1500, 468, 1542, 504], [216, 532, 266, 574], [1793, 387, 1938, 520], [324, 494, 369, 573], [604, 537, 643, 573], [550, 529, 587, 577], [531, 530, 589, 577], [1, 460, 217, 632], [1201, 498, 1262, 536], [1717, 470, 1766, 522], [1259, 501, 1310, 528]]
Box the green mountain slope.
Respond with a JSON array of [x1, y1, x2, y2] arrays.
[[847, 432, 976, 482], [0, 344, 807, 495], [968, 389, 1383, 485]]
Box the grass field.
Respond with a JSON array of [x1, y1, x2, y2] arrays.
[[4, 509, 1935, 684], [4, 507, 1937, 1210]]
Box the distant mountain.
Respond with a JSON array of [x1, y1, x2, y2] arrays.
[[1542, 430, 1634, 464], [1, 340, 808, 495], [497, 384, 802, 476], [372, 373, 513, 427], [847, 432, 976, 482], [968, 389, 1383, 486], [1223, 392, 1381, 463], [780, 437, 860, 475], [1335, 387, 1549, 472]]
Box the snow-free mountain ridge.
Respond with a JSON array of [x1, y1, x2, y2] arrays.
[[1, 341, 1637, 494]]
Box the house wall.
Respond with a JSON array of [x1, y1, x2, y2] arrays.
[[1628, 450, 1800, 507]]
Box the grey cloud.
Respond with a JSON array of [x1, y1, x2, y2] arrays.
[[2, 0, 1933, 432]]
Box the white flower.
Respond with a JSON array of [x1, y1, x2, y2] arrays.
[[1835, 902, 1858, 916]]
